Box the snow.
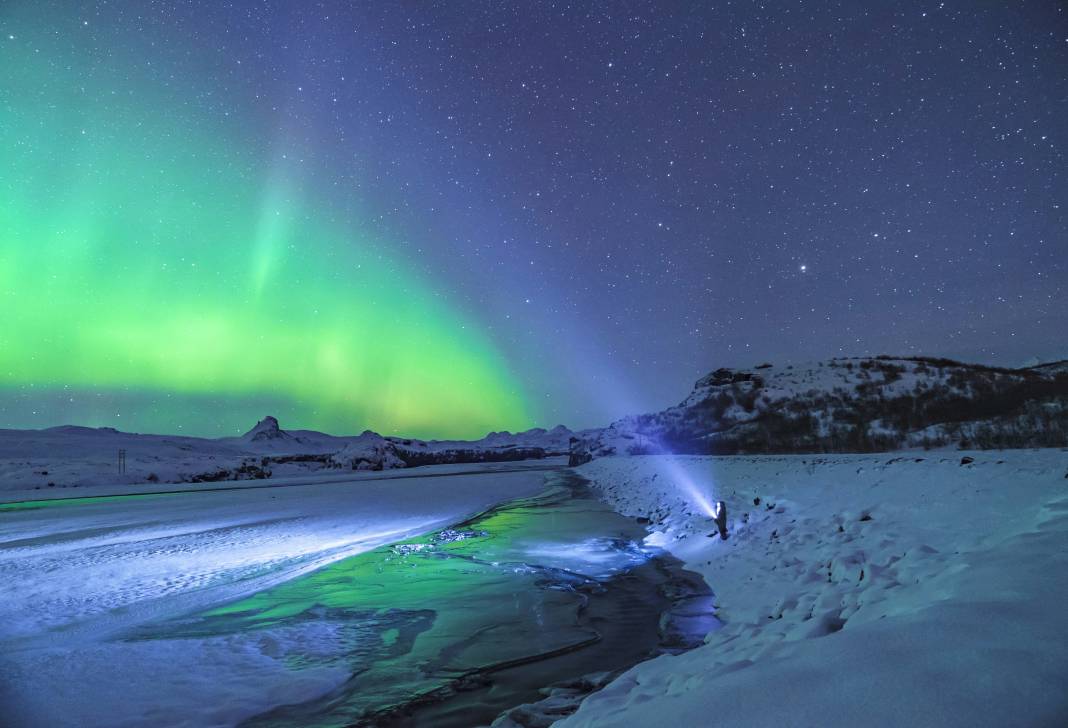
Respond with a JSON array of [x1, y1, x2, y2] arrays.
[[4, 422, 1066, 726], [579, 356, 1067, 456], [557, 450, 1068, 727], [330, 430, 409, 470], [0, 425, 257, 491], [0, 463, 551, 727], [0, 418, 575, 493]]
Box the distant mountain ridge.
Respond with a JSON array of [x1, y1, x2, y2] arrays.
[[0, 416, 579, 489], [5, 355, 1066, 490], [574, 356, 1068, 457], [327, 425, 575, 471], [222, 415, 578, 468]]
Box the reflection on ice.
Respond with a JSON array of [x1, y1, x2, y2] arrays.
[[0, 470, 717, 728], [521, 536, 653, 578], [196, 475, 705, 727], [433, 528, 488, 543]]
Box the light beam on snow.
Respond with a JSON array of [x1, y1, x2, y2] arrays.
[[663, 456, 718, 518]]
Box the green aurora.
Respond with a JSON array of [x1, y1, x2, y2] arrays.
[[0, 19, 533, 438]]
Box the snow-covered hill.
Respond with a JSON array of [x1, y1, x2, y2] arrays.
[[576, 356, 1068, 458], [4, 355, 1065, 492], [0, 417, 575, 493]]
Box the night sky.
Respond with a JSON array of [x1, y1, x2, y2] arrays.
[[1, 1, 1065, 437]]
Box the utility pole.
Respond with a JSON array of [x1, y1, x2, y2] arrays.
[[118, 449, 126, 475]]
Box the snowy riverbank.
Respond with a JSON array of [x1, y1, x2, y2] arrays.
[[560, 450, 1068, 727]]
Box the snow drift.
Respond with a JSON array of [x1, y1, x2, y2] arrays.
[[554, 450, 1068, 727]]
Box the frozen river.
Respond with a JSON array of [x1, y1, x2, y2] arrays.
[[0, 463, 554, 725], [0, 463, 714, 726]]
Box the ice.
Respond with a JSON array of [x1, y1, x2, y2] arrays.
[[0, 465, 550, 726]]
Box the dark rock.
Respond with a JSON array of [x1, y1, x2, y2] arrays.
[[960, 456, 975, 465], [567, 439, 593, 467], [242, 415, 294, 443], [568, 450, 592, 467]]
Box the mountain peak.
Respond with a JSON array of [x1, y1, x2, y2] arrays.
[[242, 415, 291, 442]]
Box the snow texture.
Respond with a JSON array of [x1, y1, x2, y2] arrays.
[[556, 450, 1068, 727]]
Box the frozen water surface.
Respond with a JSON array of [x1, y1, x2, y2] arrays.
[[0, 464, 545, 725], [0, 465, 713, 727]]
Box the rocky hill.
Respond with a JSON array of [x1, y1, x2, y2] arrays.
[[328, 427, 572, 471], [575, 356, 1068, 457]]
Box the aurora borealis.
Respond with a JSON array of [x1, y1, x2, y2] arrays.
[[0, 6, 531, 438], [1, 1, 1066, 437]]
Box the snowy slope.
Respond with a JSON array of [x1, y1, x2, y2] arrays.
[[0, 425, 255, 491], [1029, 359, 1068, 377], [578, 357, 1068, 456], [557, 450, 1068, 727]]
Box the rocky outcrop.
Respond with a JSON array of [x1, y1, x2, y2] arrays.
[[327, 430, 558, 471], [241, 415, 294, 444], [575, 356, 1068, 456], [330, 431, 408, 471], [568, 437, 593, 467], [394, 443, 548, 466]]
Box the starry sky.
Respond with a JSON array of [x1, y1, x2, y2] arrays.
[[1, 1, 1065, 438]]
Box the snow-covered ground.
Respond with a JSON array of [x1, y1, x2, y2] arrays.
[[0, 463, 552, 727], [0, 419, 575, 492], [0, 457, 566, 504], [559, 450, 1068, 727], [5, 448, 1066, 726]]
